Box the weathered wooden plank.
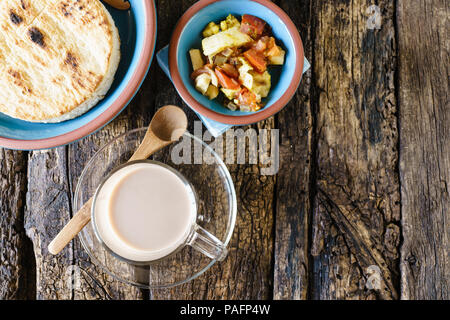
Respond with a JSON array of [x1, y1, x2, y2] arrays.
[[24, 113, 152, 299], [149, 122, 277, 300], [26, 147, 134, 300], [397, 0, 449, 300], [21, 1, 162, 299], [311, 0, 400, 299], [273, 0, 313, 300], [149, 0, 276, 299], [25, 148, 74, 300], [67, 96, 156, 300], [23, 61, 157, 302], [0, 149, 35, 299]]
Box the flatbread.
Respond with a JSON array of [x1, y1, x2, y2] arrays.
[[0, 0, 120, 122]]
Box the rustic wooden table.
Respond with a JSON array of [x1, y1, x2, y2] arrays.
[[0, 0, 448, 300]]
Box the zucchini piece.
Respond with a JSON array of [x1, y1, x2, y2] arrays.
[[202, 27, 252, 57], [195, 73, 211, 95], [206, 85, 219, 100], [221, 88, 240, 100], [220, 14, 240, 31], [250, 71, 271, 98], [202, 22, 220, 38], [189, 49, 204, 71]]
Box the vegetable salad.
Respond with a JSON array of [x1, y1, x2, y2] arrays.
[[189, 14, 285, 112]]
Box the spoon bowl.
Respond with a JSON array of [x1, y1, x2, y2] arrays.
[[151, 106, 188, 141]]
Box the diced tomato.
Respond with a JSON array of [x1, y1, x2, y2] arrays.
[[240, 23, 253, 37], [243, 49, 267, 73], [220, 63, 239, 79], [237, 88, 260, 111], [240, 14, 266, 39], [215, 67, 241, 90], [253, 38, 267, 52], [253, 36, 276, 53]]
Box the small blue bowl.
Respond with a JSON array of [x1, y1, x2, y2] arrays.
[[0, 1, 157, 150], [169, 0, 304, 125]]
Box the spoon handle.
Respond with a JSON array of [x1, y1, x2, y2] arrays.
[[48, 198, 92, 255], [129, 130, 172, 162]]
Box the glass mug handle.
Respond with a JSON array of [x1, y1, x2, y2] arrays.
[[187, 225, 228, 261]]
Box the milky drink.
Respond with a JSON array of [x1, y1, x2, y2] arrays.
[[93, 162, 197, 262]]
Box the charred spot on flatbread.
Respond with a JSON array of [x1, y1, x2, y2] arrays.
[[8, 69, 32, 95], [28, 27, 45, 48], [10, 10, 23, 25], [60, 1, 73, 17], [64, 52, 79, 70]]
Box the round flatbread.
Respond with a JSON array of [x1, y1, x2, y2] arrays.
[[0, 0, 120, 122]]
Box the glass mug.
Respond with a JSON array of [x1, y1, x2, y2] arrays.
[[91, 160, 228, 264]]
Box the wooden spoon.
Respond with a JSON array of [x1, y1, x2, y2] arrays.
[[48, 105, 188, 255], [102, 0, 130, 10]]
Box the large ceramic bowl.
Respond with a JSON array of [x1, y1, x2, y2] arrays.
[[0, 1, 157, 150], [169, 0, 304, 125]]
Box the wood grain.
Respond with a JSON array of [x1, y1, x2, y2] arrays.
[[397, 0, 449, 300], [147, 73, 277, 299], [1, 0, 447, 301], [310, 0, 400, 299], [148, 0, 276, 299], [0, 149, 34, 299], [66, 73, 157, 300], [273, 0, 313, 300], [25, 148, 74, 299], [148, 122, 277, 300]]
